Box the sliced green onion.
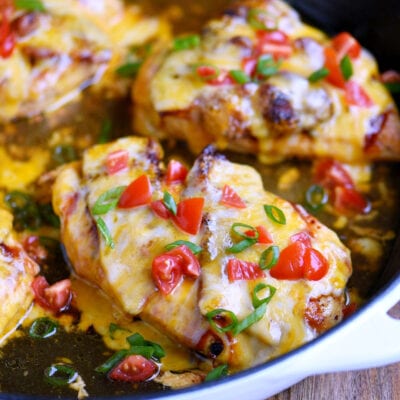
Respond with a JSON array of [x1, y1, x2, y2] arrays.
[[173, 35, 201, 51], [29, 318, 58, 339], [115, 61, 142, 78], [256, 55, 280, 77], [165, 240, 203, 254], [231, 223, 259, 239], [15, 0, 45, 11], [264, 204, 286, 225], [95, 217, 114, 249], [227, 238, 257, 253], [44, 364, 78, 386], [340, 55, 353, 81], [51, 144, 78, 166], [259, 245, 279, 270], [233, 302, 267, 335], [109, 323, 130, 339], [126, 333, 165, 360], [204, 364, 229, 382], [162, 191, 177, 215], [308, 67, 329, 83], [247, 8, 277, 31], [95, 349, 129, 373], [305, 184, 329, 211], [92, 186, 126, 215], [251, 283, 276, 308], [384, 82, 400, 93], [229, 69, 251, 84], [98, 119, 112, 144], [206, 309, 238, 334]]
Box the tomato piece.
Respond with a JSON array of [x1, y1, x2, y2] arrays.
[[245, 225, 273, 244], [344, 80, 374, 108], [166, 160, 188, 184], [173, 197, 204, 235], [332, 32, 361, 59], [256, 30, 292, 59], [313, 158, 353, 190], [220, 185, 246, 208], [150, 200, 171, 219], [303, 248, 329, 280], [269, 241, 305, 280], [196, 65, 220, 80], [109, 355, 158, 383], [166, 245, 200, 278], [32, 276, 73, 313], [0, 11, 15, 59], [206, 70, 235, 86], [323, 47, 346, 88], [226, 258, 265, 282], [290, 231, 312, 247], [105, 149, 129, 175], [118, 174, 152, 208], [333, 185, 371, 214], [152, 253, 183, 295]]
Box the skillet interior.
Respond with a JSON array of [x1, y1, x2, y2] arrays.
[[0, 0, 399, 398]]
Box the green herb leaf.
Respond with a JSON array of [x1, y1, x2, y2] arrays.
[[95, 217, 114, 249], [259, 245, 279, 270], [115, 61, 142, 78], [173, 35, 201, 51], [229, 69, 251, 84], [205, 309, 239, 334], [204, 364, 229, 382], [251, 283, 276, 308], [162, 191, 177, 215], [109, 323, 130, 339], [165, 240, 203, 255], [227, 238, 257, 253], [256, 55, 281, 77], [95, 349, 129, 373], [264, 204, 286, 225], [29, 317, 58, 339], [98, 119, 112, 144], [305, 184, 329, 211], [340, 55, 353, 81], [15, 0, 45, 11], [247, 8, 277, 31], [44, 364, 78, 386], [92, 186, 126, 215], [308, 67, 329, 83]]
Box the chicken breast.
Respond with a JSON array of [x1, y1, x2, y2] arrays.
[[53, 136, 351, 369], [0, 0, 169, 121], [0, 209, 39, 343], [133, 0, 400, 164]]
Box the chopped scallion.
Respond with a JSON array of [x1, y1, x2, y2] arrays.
[[165, 240, 203, 254], [29, 317, 58, 339], [109, 323, 130, 339], [15, 0, 45, 11], [256, 55, 281, 78], [98, 119, 112, 144], [340, 55, 353, 81], [259, 245, 279, 270], [95, 217, 114, 249], [51, 144, 78, 166], [163, 191, 177, 215], [231, 223, 259, 239], [205, 309, 238, 334], [173, 35, 201, 51], [44, 364, 78, 387], [305, 184, 329, 211], [308, 67, 329, 83], [229, 69, 251, 84], [247, 8, 277, 31], [264, 204, 286, 225], [232, 302, 267, 335], [115, 61, 142, 78], [92, 186, 126, 215], [251, 283, 276, 308], [204, 364, 229, 382], [227, 238, 257, 253]]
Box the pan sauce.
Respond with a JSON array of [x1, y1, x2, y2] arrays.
[[0, 0, 399, 397]]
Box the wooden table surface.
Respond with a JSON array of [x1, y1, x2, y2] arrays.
[[269, 302, 400, 400]]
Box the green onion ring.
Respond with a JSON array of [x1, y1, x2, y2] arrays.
[[259, 245, 279, 270], [305, 184, 329, 211], [165, 240, 203, 254], [227, 238, 257, 253], [206, 309, 239, 333], [264, 204, 286, 225], [29, 317, 58, 339], [251, 283, 276, 308], [92, 186, 126, 215], [233, 302, 267, 335], [204, 364, 229, 382], [44, 364, 78, 386]]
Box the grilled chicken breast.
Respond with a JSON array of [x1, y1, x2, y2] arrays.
[[0, 209, 39, 342], [0, 0, 168, 121], [53, 136, 351, 370], [133, 0, 400, 164]]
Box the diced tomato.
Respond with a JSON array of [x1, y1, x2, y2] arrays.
[[313, 158, 353, 190], [173, 197, 204, 235], [0, 11, 15, 59], [196, 65, 220, 81], [152, 253, 183, 295], [150, 200, 171, 219], [166, 160, 188, 184], [269, 241, 306, 280], [105, 149, 129, 175], [32, 276, 73, 313], [206, 70, 235, 86], [332, 32, 361, 59], [290, 231, 312, 247], [245, 225, 273, 244], [166, 245, 200, 278], [109, 355, 157, 383], [255, 30, 292, 59], [226, 258, 265, 282], [333, 185, 371, 214], [220, 185, 246, 208], [303, 248, 329, 280], [118, 174, 152, 208], [344, 80, 374, 108], [323, 47, 345, 89]]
